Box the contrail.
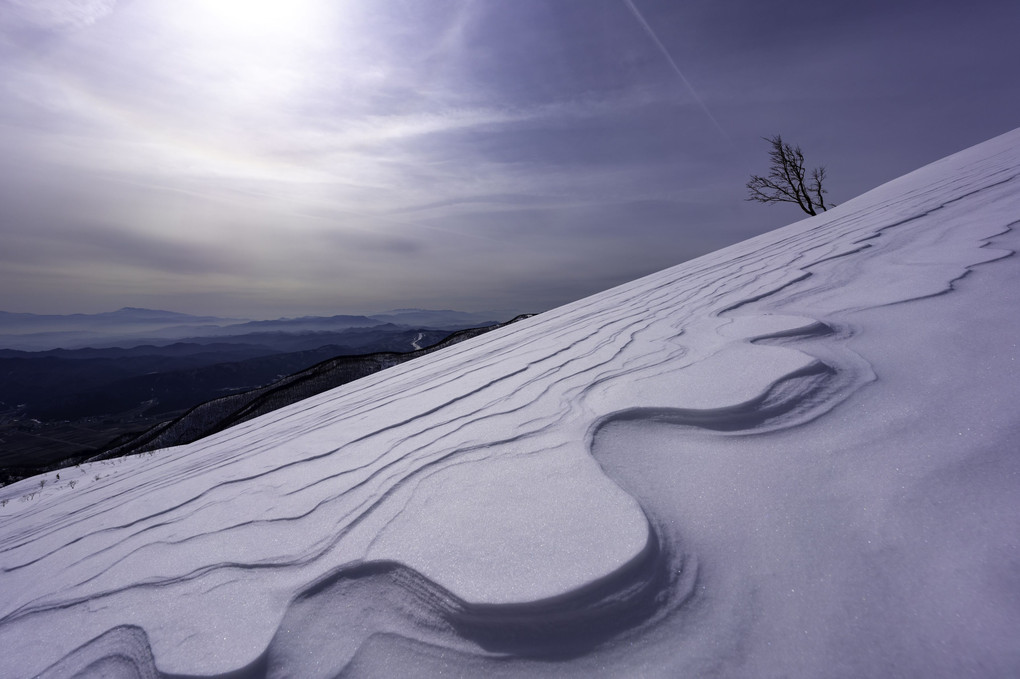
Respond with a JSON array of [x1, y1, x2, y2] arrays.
[[622, 0, 731, 143]]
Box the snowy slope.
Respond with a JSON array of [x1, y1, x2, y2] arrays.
[[2, 129, 1019, 678]]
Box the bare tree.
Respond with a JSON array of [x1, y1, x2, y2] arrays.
[[746, 135, 831, 216]]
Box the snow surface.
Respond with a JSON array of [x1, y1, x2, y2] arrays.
[[2, 129, 1019, 678]]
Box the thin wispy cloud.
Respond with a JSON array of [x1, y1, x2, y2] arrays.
[[621, 0, 730, 144], [0, 0, 118, 32]]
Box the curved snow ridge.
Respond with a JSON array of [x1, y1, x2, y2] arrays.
[[719, 313, 834, 342], [272, 528, 687, 674], [34, 532, 688, 679], [35, 624, 263, 679], [579, 312, 850, 435], [33, 627, 159, 679], [444, 529, 683, 659], [592, 361, 835, 435]]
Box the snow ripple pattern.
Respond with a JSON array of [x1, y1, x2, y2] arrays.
[[2, 130, 1019, 678]]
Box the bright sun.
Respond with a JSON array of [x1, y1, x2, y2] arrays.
[[164, 0, 337, 117], [193, 0, 325, 39]]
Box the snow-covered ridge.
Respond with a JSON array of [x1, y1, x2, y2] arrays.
[[1, 129, 1019, 677]]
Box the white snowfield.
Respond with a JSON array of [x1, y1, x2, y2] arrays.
[[2, 129, 1019, 678]]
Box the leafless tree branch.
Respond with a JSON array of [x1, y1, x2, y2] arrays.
[[746, 135, 832, 216]]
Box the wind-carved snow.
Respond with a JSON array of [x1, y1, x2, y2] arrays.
[[2, 130, 1019, 678]]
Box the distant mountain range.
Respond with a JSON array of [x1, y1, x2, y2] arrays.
[[0, 307, 510, 351]]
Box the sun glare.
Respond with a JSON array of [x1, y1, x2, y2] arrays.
[[193, 0, 324, 39]]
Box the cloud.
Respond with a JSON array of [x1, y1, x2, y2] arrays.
[[0, 220, 242, 276], [1, 0, 118, 33]]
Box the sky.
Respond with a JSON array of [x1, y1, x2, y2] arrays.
[[0, 0, 1017, 319]]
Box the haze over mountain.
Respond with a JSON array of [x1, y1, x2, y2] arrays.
[[0, 308, 506, 351], [1, 130, 1017, 677]]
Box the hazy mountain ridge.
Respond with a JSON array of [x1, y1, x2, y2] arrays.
[[0, 308, 506, 351], [0, 307, 239, 326], [0, 342, 282, 361], [0, 308, 247, 350]]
